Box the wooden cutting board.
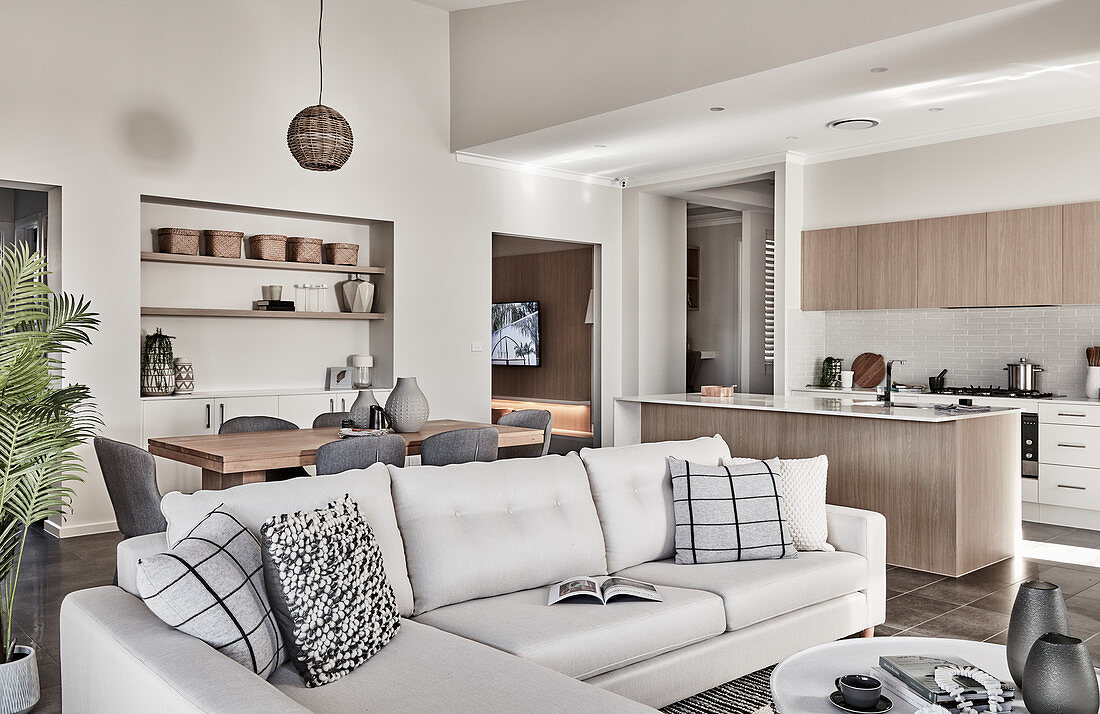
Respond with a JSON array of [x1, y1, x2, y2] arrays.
[[852, 352, 886, 388]]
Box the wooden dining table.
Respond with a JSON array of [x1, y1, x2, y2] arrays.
[[147, 419, 545, 490]]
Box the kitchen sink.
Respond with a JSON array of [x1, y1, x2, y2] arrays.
[[851, 400, 934, 409]]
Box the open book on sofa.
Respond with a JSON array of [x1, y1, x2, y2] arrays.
[[547, 576, 663, 606]]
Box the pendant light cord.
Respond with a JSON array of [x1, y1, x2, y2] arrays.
[[317, 0, 324, 106]]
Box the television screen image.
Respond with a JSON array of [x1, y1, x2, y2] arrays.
[[491, 301, 540, 366]]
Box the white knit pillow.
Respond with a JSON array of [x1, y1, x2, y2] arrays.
[[723, 455, 833, 552]]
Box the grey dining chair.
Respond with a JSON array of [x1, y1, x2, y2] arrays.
[[496, 409, 553, 458], [315, 434, 407, 475], [312, 411, 350, 428], [93, 438, 168, 540], [219, 415, 309, 480], [419, 427, 499, 467]]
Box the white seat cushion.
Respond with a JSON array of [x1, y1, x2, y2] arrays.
[[160, 464, 414, 617], [268, 619, 654, 713], [615, 551, 868, 631], [580, 436, 731, 573], [414, 581, 726, 680], [389, 453, 608, 615]]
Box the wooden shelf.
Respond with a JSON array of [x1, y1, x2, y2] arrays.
[[141, 252, 385, 275], [141, 307, 384, 320]]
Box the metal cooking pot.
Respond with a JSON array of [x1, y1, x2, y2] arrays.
[[1004, 357, 1044, 391]]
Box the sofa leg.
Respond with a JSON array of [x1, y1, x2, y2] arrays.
[[859, 627, 875, 638]]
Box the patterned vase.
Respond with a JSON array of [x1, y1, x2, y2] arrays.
[[338, 276, 375, 313], [0, 645, 40, 714], [1023, 632, 1100, 714], [348, 390, 378, 428], [140, 328, 175, 396], [173, 358, 195, 395], [1007, 580, 1069, 687], [385, 377, 429, 433]]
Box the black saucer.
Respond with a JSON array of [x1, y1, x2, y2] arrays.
[[828, 690, 893, 713]]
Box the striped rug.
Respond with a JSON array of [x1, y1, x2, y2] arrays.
[[661, 666, 775, 714]]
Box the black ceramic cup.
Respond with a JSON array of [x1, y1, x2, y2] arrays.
[[835, 674, 882, 709]]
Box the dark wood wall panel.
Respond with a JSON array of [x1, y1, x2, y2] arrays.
[[492, 246, 593, 402]]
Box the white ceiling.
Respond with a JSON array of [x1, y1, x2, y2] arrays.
[[459, 0, 1100, 183], [416, 0, 520, 11]]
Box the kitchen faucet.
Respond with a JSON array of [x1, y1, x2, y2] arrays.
[[879, 360, 905, 406]]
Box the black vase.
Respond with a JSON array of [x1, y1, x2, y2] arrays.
[[1023, 632, 1100, 714], [1007, 580, 1069, 687]]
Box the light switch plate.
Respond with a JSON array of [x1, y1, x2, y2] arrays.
[[470, 342, 484, 352]]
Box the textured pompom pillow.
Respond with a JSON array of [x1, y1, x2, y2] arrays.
[[261, 494, 400, 687], [724, 454, 833, 552], [136, 505, 284, 678]]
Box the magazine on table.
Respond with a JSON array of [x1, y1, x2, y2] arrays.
[[547, 576, 662, 606], [878, 655, 1015, 705]]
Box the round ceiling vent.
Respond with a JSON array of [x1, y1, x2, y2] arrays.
[[827, 118, 880, 131]]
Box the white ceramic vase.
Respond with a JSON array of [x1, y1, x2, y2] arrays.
[[385, 377, 429, 433], [0, 646, 39, 714], [1086, 366, 1100, 400], [341, 278, 375, 313]]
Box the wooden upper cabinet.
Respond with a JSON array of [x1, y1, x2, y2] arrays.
[[1063, 201, 1100, 305], [857, 221, 917, 309], [801, 227, 857, 311], [916, 214, 986, 308], [986, 206, 1062, 306]]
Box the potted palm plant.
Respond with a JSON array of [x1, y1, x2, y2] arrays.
[[0, 245, 99, 714]]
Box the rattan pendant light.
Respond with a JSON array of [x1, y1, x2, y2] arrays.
[[288, 0, 353, 171]]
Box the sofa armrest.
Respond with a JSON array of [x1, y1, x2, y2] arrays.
[[62, 587, 310, 714], [117, 532, 168, 596], [826, 505, 886, 628]]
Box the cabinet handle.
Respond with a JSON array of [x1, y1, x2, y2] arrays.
[[1057, 442, 1087, 449], [341, 398, 346, 411], [205, 404, 211, 429], [330, 398, 335, 413], [1058, 412, 1088, 418], [1058, 484, 1087, 490], [219, 403, 225, 429]]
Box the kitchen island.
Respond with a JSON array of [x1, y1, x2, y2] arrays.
[[615, 393, 1021, 576]]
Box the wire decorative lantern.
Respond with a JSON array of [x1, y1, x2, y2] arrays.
[[141, 328, 176, 396], [288, 0, 354, 171]]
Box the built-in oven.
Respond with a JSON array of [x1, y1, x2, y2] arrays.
[[1022, 411, 1038, 478]]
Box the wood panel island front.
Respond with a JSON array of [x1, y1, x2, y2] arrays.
[[615, 394, 1021, 577]]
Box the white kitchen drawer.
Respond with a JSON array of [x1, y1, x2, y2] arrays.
[[1040, 465, 1100, 510], [1040, 402, 1100, 427], [1040, 423, 1100, 468], [1022, 478, 1039, 503]]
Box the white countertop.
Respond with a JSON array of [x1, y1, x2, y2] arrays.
[[794, 386, 1090, 409], [616, 392, 1020, 422], [141, 386, 390, 401]]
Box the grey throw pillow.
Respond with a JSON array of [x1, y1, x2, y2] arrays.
[[261, 494, 400, 687], [136, 505, 284, 678], [669, 457, 798, 564]]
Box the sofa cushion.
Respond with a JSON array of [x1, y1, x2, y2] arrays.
[[160, 463, 414, 617], [726, 455, 834, 552], [389, 453, 607, 615], [414, 580, 725, 680], [580, 436, 731, 573], [615, 551, 868, 631], [267, 618, 655, 713]]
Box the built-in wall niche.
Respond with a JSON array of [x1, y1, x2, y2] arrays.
[[138, 195, 393, 394]]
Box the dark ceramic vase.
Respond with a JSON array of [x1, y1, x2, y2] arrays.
[[1007, 580, 1070, 687], [1023, 632, 1099, 714]]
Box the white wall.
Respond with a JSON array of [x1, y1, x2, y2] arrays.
[[687, 220, 740, 386], [0, 0, 623, 536]]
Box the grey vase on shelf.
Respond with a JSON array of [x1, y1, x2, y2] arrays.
[[1023, 632, 1100, 714], [1007, 580, 1070, 688], [349, 390, 379, 427], [385, 377, 429, 433]]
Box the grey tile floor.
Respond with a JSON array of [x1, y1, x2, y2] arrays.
[[11, 520, 1100, 711]]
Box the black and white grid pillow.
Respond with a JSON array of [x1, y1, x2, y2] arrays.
[[669, 457, 798, 564], [261, 494, 400, 688], [136, 505, 284, 678]]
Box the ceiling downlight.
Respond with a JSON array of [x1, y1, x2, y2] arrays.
[[827, 118, 880, 131]]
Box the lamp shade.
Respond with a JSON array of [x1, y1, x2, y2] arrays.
[[287, 105, 353, 171]]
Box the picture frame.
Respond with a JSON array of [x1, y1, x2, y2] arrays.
[[325, 366, 353, 390]]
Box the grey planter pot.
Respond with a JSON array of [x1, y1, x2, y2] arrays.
[[385, 377, 429, 433], [1007, 579, 1069, 687], [0, 645, 40, 714], [1023, 632, 1100, 714]]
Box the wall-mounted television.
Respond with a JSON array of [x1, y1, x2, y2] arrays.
[[491, 301, 541, 366]]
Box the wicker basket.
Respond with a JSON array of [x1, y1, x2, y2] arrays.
[[323, 242, 359, 266], [204, 230, 243, 258], [157, 228, 200, 255], [248, 234, 287, 261], [287, 236, 322, 263]]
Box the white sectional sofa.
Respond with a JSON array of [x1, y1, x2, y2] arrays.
[[61, 436, 886, 712]]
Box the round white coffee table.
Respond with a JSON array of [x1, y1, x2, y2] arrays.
[[771, 637, 1025, 713]]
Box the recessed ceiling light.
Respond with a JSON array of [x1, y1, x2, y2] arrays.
[[594, 144, 606, 148], [827, 118, 880, 131], [928, 106, 945, 112], [786, 136, 799, 140], [870, 67, 889, 73], [709, 106, 726, 112]]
